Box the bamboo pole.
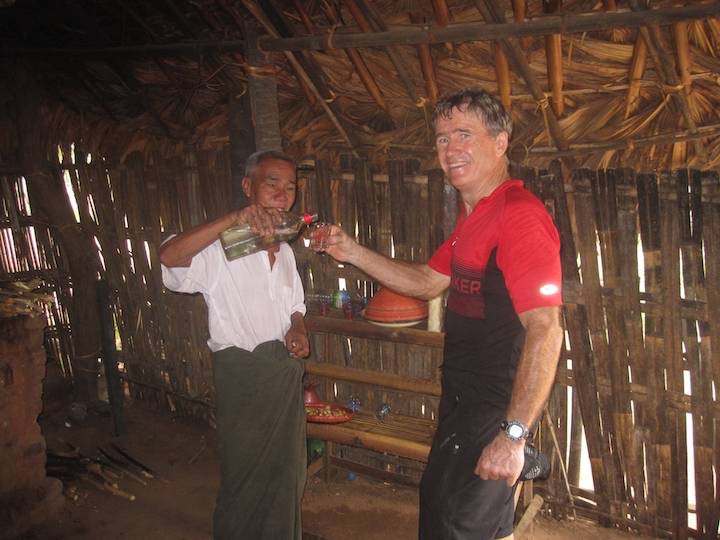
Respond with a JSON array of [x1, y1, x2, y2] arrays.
[[494, 43, 512, 111], [624, 33, 648, 119], [545, 32, 564, 116], [636, 172, 667, 536], [474, 0, 573, 168], [657, 172, 688, 539], [316, 1, 392, 117], [431, 0, 453, 51], [564, 169, 614, 525], [543, 1, 564, 117], [544, 410, 576, 519], [305, 360, 441, 396], [615, 169, 652, 525], [511, 0, 531, 49], [431, 0, 450, 27], [522, 122, 720, 158], [679, 170, 715, 538], [306, 420, 431, 462], [628, 0, 707, 164], [345, 0, 419, 105], [408, 13, 439, 105], [12, 5, 720, 57], [672, 21, 692, 93], [290, 0, 314, 32], [699, 171, 720, 537], [594, 170, 638, 521], [253, 4, 720, 52], [306, 315, 443, 348]]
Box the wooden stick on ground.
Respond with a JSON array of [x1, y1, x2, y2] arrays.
[[515, 494, 544, 539], [84, 476, 136, 501], [544, 409, 577, 519]]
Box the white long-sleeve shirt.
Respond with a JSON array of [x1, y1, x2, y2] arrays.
[[161, 239, 306, 352]]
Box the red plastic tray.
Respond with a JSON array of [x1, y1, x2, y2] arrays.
[[305, 402, 353, 424]]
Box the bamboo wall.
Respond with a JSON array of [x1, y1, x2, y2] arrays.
[[1, 148, 719, 538]]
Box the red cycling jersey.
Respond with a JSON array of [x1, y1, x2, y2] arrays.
[[428, 179, 562, 408]]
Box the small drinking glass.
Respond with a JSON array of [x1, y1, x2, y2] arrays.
[[310, 222, 331, 252]]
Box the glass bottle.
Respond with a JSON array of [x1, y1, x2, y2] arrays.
[[219, 211, 318, 261]]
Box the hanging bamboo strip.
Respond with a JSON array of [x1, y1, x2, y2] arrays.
[[388, 160, 407, 260], [658, 172, 688, 538], [614, 168, 651, 524], [594, 170, 635, 519], [571, 169, 620, 523], [682, 169, 714, 538], [698, 171, 720, 537], [636, 172, 666, 536]]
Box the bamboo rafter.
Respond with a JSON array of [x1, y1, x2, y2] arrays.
[[345, 0, 419, 106], [628, 0, 707, 164], [255, 4, 720, 52]]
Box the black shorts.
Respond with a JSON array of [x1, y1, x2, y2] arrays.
[[419, 399, 517, 540]]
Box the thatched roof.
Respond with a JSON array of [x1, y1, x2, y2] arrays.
[[2, 0, 720, 170]]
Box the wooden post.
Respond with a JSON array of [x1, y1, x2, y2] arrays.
[[244, 20, 282, 153], [15, 76, 102, 401], [228, 92, 256, 209], [96, 280, 126, 436]]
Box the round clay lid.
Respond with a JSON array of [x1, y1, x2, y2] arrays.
[[364, 287, 428, 326]]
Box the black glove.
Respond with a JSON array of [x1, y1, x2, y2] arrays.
[[520, 443, 551, 481]]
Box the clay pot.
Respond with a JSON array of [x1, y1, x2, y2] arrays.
[[364, 287, 428, 327]]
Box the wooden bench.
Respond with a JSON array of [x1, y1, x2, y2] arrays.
[[304, 358, 439, 481], [304, 315, 443, 481], [307, 409, 435, 463]]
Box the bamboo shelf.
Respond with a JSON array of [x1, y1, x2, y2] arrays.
[[305, 314, 444, 348], [305, 360, 440, 396], [306, 410, 435, 463]]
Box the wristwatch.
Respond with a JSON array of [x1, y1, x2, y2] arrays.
[[500, 420, 529, 442]]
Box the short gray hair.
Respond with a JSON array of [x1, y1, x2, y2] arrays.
[[432, 88, 512, 138], [244, 150, 296, 178]]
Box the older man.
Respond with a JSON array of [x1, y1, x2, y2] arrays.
[[159, 150, 309, 540], [319, 88, 564, 539]]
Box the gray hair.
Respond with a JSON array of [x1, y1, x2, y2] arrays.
[[432, 88, 512, 138], [244, 150, 296, 178]]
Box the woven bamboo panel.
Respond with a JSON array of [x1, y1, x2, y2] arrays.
[[2, 148, 719, 537]]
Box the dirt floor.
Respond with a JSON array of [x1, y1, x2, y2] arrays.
[[22, 402, 650, 540]]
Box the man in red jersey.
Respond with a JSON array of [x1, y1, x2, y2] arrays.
[[318, 88, 563, 539]]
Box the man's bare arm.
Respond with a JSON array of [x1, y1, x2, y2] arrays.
[[159, 214, 236, 268], [475, 305, 564, 485], [159, 205, 284, 268], [320, 225, 449, 300], [506, 305, 564, 428]]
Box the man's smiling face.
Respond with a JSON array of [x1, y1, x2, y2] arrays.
[[435, 107, 509, 198]]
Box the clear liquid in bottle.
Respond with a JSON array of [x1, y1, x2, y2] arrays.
[[219, 211, 318, 261]]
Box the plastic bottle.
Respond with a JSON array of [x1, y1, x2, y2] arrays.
[[219, 211, 318, 261]]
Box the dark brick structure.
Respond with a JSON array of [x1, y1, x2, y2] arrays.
[[0, 315, 63, 538]]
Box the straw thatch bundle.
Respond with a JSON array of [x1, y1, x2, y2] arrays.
[[1, 0, 719, 171]]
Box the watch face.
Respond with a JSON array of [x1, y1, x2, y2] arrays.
[[507, 423, 525, 439]]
